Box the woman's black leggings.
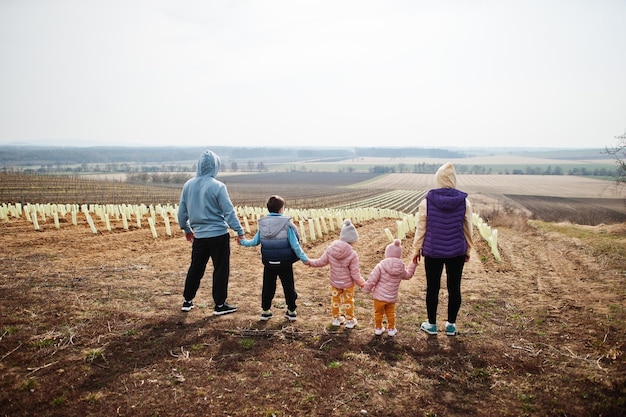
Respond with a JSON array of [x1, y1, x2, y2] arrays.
[[424, 255, 466, 324]]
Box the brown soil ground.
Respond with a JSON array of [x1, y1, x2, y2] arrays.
[[1, 207, 625, 416]]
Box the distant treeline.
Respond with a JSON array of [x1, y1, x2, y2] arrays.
[[369, 164, 619, 177], [0, 145, 468, 166], [0, 159, 620, 179], [1, 145, 619, 179]]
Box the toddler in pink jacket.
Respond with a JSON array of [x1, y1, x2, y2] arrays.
[[363, 239, 417, 336], [308, 219, 365, 329]]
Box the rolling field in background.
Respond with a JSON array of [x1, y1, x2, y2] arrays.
[[2, 171, 624, 223]]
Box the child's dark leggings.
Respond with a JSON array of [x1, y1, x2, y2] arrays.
[[424, 255, 465, 324], [262, 263, 298, 312]]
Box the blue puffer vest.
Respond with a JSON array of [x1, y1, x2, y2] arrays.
[[422, 188, 468, 258], [258, 215, 299, 266]]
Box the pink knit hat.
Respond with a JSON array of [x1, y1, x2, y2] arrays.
[[385, 239, 402, 258]]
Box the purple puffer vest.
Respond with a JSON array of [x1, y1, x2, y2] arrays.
[[422, 188, 468, 258]]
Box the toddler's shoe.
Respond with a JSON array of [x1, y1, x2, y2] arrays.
[[331, 316, 346, 326], [260, 310, 273, 321], [445, 321, 457, 336], [374, 327, 384, 336], [345, 318, 358, 329], [420, 320, 437, 335], [387, 328, 398, 337]]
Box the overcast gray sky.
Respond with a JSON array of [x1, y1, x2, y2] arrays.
[[1, 0, 624, 149]]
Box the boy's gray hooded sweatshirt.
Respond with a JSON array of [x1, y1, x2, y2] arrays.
[[178, 150, 244, 238]]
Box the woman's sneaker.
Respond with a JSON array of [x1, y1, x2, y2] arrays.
[[345, 318, 358, 329], [420, 321, 437, 335], [332, 316, 346, 326], [260, 310, 273, 321], [181, 300, 194, 312], [445, 321, 457, 336]]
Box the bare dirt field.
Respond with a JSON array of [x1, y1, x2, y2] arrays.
[[1, 202, 625, 416], [363, 173, 626, 199]]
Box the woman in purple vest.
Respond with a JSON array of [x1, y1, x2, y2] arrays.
[[412, 162, 474, 336]]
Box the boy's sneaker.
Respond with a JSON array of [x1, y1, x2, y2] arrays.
[[445, 321, 457, 336], [332, 316, 346, 326], [214, 303, 237, 315], [260, 310, 273, 321], [181, 300, 194, 312], [285, 309, 297, 321], [374, 327, 384, 336], [420, 321, 437, 335], [387, 328, 398, 337], [345, 318, 358, 329]]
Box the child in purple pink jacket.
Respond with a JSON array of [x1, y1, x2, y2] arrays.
[[308, 219, 365, 329], [363, 239, 417, 337]]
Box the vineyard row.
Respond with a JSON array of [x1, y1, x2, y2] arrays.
[[1, 200, 502, 262], [332, 189, 427, 214], [0, 172, 392, 210], [0, 202, 417, 245]]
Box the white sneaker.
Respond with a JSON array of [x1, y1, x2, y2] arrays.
[[445, 321, 457, 336], [387, 328, 398, 337], [345, 318, 358, 329], [420, 320, 438, 335], [374, 327, 384, 336], [331, 316, 346, 326]]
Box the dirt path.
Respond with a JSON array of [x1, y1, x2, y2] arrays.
[[0, 215, 624, 416]]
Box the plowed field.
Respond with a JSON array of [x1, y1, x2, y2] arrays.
[[1, 206, 625, 416]]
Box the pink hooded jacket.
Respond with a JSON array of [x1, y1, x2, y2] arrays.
[[363, 258, 417, 303], [308, 240, 365, 289]]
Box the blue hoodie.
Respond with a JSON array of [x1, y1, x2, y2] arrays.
[[178, 150, 244, 238]]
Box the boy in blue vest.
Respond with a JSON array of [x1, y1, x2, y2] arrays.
[[240, 195, 310, 321], [412, 162, 474, 336]]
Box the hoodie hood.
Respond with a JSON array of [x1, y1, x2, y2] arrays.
[[197, 150, 220, 178], [327, 240, 357, 260], [379, 257, 410, 276], [435, 162, 457, 189]]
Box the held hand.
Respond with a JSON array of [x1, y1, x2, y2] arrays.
[[185, 232, 194, 243], [412, 251, 421, 264], [237, 234, 244, 244], [465, 254, 470, 263]]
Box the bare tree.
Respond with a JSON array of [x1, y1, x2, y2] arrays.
[[605, 129, 626, 185]]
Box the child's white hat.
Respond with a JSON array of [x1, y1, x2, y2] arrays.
[[340, 219, 359, 243]]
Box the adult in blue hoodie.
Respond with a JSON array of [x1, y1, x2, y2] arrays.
[[412, 162, 474, 336], [178, 150, 245, 315]]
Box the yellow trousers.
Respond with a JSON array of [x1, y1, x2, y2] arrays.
[[373, 299, 396, 329], [331, 286, 355, 320]]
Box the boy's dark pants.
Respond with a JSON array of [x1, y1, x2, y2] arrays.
[[183, 233, 230, 306], [424, 255, 465, 324], [262, 263, 298, 312]]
